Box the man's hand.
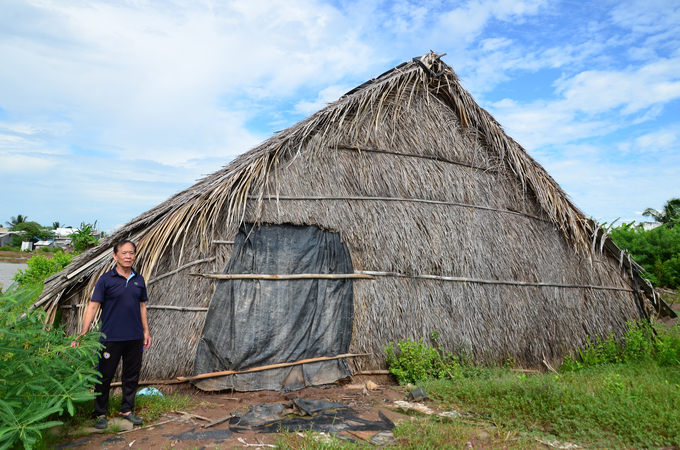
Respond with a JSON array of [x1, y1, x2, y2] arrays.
[[70, 334, 84, 347], [144, 332, 152, 349]]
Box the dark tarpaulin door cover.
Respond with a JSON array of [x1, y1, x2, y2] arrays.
[[193, 224, 354, 391]]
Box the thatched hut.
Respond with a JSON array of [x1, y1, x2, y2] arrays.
[[35, 52, 667, 391]]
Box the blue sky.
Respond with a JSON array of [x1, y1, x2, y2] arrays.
[[1, 0, 678, 232]]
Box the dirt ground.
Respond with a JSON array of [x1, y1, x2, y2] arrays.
[[53, 376, 420, 450]]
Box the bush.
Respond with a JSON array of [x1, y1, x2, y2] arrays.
[[562, 321, 680, 372], [609, 224, 680, 288], [385, 335, 462, 384], [13, 250, 73, 286], [0, 285, 102, 450], [0, 246, 20, 252]]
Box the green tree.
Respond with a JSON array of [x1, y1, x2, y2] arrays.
[[5, 214, 28, 227], [610, 224, 680, 288], [10, 222, 54, 247], [643, 198, 680, 229]]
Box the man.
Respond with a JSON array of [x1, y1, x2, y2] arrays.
[[71, 239, 152, 429]]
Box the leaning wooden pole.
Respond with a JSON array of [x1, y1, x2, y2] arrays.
[[177, 353, 370, 382]]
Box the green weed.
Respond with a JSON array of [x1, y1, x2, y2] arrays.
[[385, 336, 463, 385]]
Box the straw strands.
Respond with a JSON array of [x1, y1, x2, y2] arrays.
[[35, 52, 647, 378]]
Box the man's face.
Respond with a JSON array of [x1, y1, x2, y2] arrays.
[[113, 243, 136, 269]]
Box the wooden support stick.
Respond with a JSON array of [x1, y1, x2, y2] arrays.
[[178, 353, 370, 382], [110, 378, 187, 388], [190, 273, 375, 280], [117, 418, 176, 435], [204, 415, 233, 428], [353, 370, 392, 375], [173, 411, 212, 422]]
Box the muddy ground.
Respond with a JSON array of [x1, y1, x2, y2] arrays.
[[53, 376, 424, 450]]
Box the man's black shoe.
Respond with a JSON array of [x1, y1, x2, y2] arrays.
[[119, 412, 143, 425], [94, 416, 107, 430]]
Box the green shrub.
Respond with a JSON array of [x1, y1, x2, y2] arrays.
[[426, 362, 680, 448], [13, 250, 73, 286], [609, 224, 680, 288], [562, 321, 680, 372], [0, 245, 20, 252], [385, 336, 462, 384], [0, 285, 102, 450]]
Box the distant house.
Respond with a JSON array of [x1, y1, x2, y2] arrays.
[[54, 228, 77, 248], [0, 231, 13, 247], [0, 229, 24, 247], [34, 240, 55, 250]]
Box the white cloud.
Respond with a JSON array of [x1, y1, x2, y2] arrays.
[[2, 0, 678, 231], [532, 142, 680, 223], [485, 54, 680, 149], [294, 84, 350, 115], [0, 152, 56, 174], [633, 128, 678, 153]]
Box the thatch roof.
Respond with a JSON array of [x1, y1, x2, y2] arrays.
[[35, 52, 659, 379]]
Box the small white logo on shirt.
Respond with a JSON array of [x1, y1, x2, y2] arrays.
[[134, 282, 138, 286]]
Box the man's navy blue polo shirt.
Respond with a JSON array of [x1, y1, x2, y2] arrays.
[[91, 267, 148, 342]]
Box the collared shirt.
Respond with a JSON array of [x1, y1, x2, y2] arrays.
[[91, 267, 148, 342]]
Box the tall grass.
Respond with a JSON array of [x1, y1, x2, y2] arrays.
[[425, 322, 680, 448]]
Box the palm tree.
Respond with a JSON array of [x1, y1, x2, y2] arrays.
[[642, 198, 680, 229], [5, 215, 28, 228]]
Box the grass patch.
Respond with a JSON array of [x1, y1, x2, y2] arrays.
[[426, 356, 680, 448], [275, 417, 544, 449]]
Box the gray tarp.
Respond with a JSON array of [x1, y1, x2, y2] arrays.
[[193, 224, 354, 391]]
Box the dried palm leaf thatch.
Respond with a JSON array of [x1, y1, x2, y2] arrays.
[[35, 52, 651, 377]]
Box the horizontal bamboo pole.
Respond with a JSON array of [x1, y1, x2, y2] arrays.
[[354, 370, 392, 375], [178, 353, 370, 382], [60, 304, 209, 311], [249, 195, 549, 223], [335, 145, 496, 172], [147, 305, 209, 311], [358, 271, 635, 292], [212, 240, 234, 244], [190, 273, 376, 280]]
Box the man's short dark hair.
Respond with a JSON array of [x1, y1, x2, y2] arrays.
[[113, 240, 137, 254]]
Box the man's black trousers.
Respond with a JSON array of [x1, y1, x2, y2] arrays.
[[93, 339, 144, 418]]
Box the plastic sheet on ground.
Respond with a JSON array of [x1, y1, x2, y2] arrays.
[[227, 398, 395, 436], [163, 428, 233, 442]]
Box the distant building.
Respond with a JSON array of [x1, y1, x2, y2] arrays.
[[0, 231, 13, 247], [34, 240, 55, 250], [54, 228, 77, 248], [0, 230, 24, 247]]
